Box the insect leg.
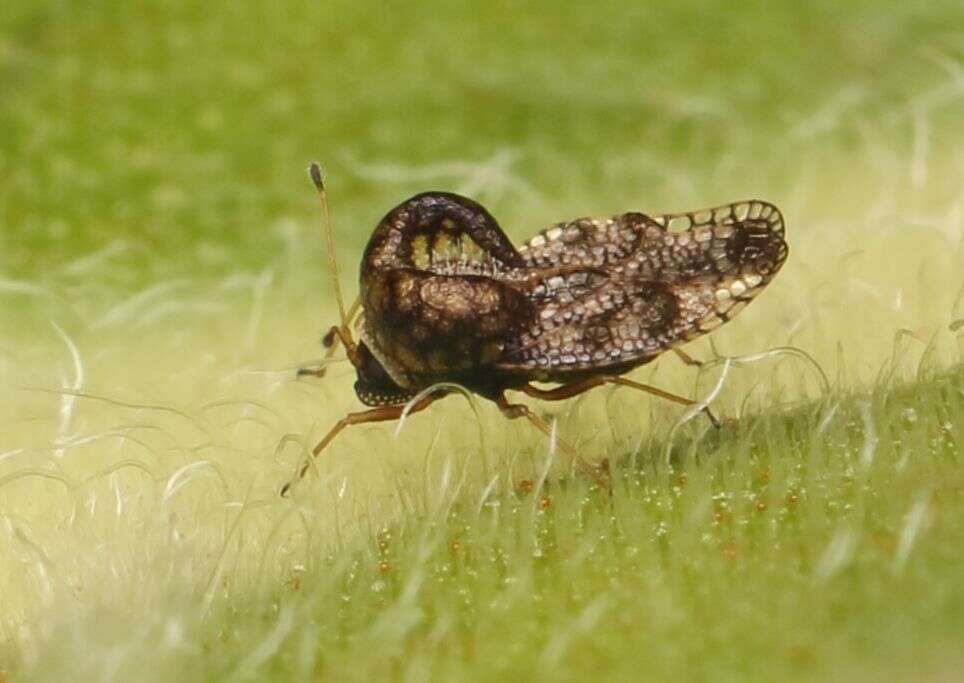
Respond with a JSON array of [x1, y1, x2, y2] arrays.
[[280, 391, 443, 496], [297, 297, 362, 378], [520, 375, 721, 428], [671, 347, 704, 368], [321, 296, 362, 349], [494, 395, 608, 486]]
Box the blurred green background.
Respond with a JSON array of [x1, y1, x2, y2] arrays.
[[1, 1, 963, 680], [3, 0, 961, 286]]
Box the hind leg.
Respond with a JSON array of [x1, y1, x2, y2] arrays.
[[519, 374, 721, 428], [672, 347, 704, 368], [494, 394, 608, 486]]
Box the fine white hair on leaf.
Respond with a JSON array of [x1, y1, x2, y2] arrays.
[[58, 239, 138, 277], [0, 468, 76, 494], [53, 431, 161, 463], [244, 267, 276, 352], [0, 278, 53, 297], [437, 456, 453, 502], [815, 401, 840, 438], [540, 595, 613, 669], [857, 400, 878, 469], [664, 357, 731, 466], [422, 422, 471, 520], [50, 321, 84, 460], [815, 527, 856, 583], [131, 300, 228, 329], [548, 416, 557, 458], [475, 473, 501, 517], [199, 398, 285, 427], [8, 524, 56, 608], [701, 345, 830, 396], [342, 147, 540, 205], [0, 448, 26, 466], [533, 418, 557, 502], [91, 278, 190, 330], [790, 84, 869, 139], [83, 459, 158, 488], [913, 47, 964, 117], [24, 387, 212, 436], [893, 494, 930, 576], [112, 473, 123, 518], [910, 105, 930, 188], [161, 460, 230, 503], [395, 382, 480, 442], [230, 607, 296, 679], [201, 495, 274, 615]]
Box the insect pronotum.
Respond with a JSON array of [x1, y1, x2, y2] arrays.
[[283, 164, 788, 494]]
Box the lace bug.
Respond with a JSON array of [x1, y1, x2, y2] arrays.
[[283, 164, 787, 494]]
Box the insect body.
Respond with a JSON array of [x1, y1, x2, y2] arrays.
[[285, 165, 787, 493]]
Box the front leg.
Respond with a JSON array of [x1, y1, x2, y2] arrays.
[[297, 297, 362, 378], [520, 375, 721, 428], [281, 390, 444, 496]]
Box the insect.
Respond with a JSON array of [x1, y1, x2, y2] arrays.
[[283, 164, 788, 494]]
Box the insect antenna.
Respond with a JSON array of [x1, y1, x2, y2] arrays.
[[308, 163, 358, 364]]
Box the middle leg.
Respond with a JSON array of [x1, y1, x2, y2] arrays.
[[494, 394, 608, 486]]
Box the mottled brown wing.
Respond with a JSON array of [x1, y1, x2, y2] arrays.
[[517, 211, 660, 269], [498, 200, 787, 377]]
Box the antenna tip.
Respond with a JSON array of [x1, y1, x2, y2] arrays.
[[308, 163, 324, 192]]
